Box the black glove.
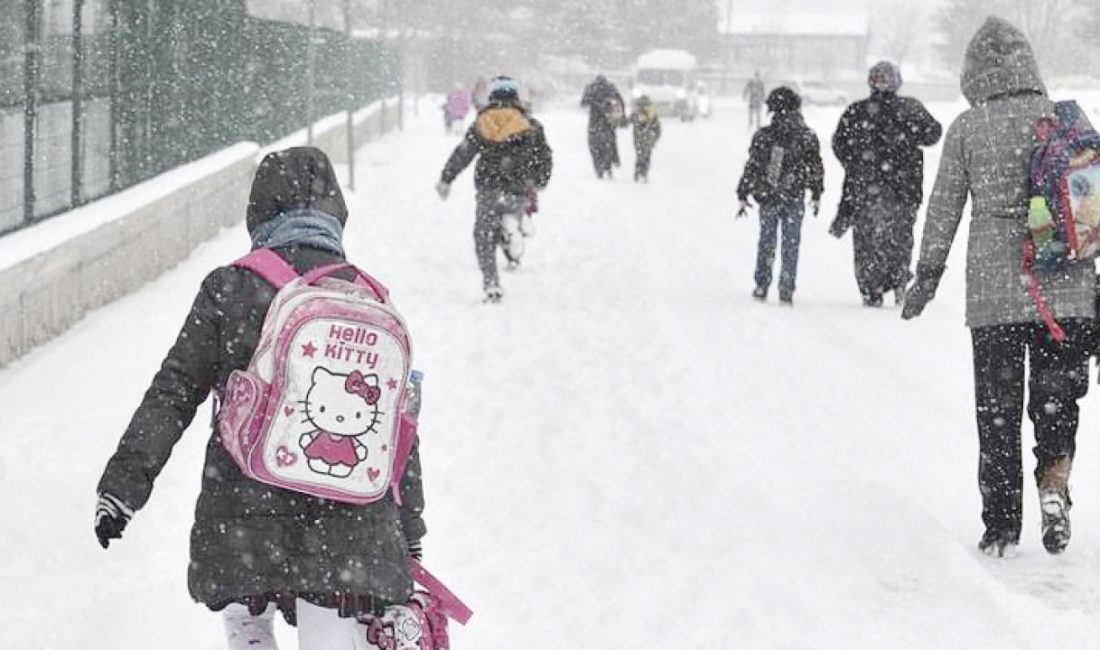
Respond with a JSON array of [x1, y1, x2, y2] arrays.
[[736, 199, 752, 218], [95, 492, 133, 549], [901, 265, 944, 320], [407, 538, 423, 561]]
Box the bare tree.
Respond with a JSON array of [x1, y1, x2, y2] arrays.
[[934, 0, 1091, 76], [871, 0, 927, 67]]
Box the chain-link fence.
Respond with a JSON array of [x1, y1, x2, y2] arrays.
[[0, 0, 399, 236]]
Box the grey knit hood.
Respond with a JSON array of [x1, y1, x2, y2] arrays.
[[961, 16, 1046, 106]]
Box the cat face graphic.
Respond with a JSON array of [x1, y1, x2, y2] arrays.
[[303, 367, 381, 436]]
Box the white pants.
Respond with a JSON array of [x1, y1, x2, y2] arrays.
[[223, 600, 372, 650]]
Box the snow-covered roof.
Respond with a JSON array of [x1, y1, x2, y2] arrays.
[[635, 49, 698, 70], [719, 13, 869, 37]]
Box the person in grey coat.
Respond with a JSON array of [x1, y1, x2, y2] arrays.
[[94, 147, 426, 646], [902, 17, 1093, 558]]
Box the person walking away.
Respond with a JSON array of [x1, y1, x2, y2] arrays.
[[743, 71, 765, 131], [93, 146, 427, 648], [436, 76, 553, 303], [830, 61, 942, 307], [631, 95, 662, 182], [443, 85, 471, 134], [735, 87, 824, 305], [581, 75, 626, 179], [901, 17, 1094, 557]]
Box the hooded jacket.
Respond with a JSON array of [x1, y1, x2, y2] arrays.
[[97, 147, 425, 615], [737, 110, 825, 206], [914, 17, 1095, 328], [440, 99, 553, 195]]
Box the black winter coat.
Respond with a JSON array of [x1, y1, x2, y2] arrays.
[[736, 112, 825, 206], [98, 148, 425, 617], [440, 100, 553, 195], [831, 92, 942, 231]]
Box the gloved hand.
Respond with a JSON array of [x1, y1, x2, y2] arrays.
[[435, 180, 451, 200], [901, 265, 945, 320], [94, 492, 134, 549], [810, 199, 821, 217], [828, 219, 846, 238], [736, 199, 752, 218]]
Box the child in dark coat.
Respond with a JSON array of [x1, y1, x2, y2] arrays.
[[736, 87, 825, 305], [94, 147, 426, 649], [631, 95, 662, 182]]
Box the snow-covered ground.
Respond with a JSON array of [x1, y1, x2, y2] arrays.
[[3, 98, 1100, 648]]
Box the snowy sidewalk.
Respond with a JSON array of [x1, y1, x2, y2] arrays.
[[1, 102, 1099, 648]]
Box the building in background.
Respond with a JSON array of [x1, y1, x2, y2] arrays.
[[718, 12, 870, 88]]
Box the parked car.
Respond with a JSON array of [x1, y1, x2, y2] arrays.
[[1048, 75, 1100, 117], [769, 79, 848, 106], [798, 80, 849, 106]]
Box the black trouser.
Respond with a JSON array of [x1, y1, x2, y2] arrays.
[[634, 143, 653, 179], [588, 123, 619, 175], [851, 197, 917, 299], [970, 321, 1090, 538], [474, 191, 526, 290]]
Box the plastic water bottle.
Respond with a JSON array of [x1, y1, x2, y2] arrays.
[[406, 370, 424, 419]]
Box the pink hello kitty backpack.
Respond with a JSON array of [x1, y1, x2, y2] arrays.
[[216, 249, 417, 505]]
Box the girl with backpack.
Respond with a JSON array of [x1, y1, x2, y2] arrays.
[[902, 17, 1094, 558], [735, 86, 825, 305], [93, 147, 427, 648]]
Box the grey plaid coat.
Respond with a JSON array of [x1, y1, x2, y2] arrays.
[[914, 17, 1095, 328]]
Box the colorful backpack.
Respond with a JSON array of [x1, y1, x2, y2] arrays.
[[1024, 100, 1100, 341], [216, 249, 418, 505], [363, 560, 473, 650]]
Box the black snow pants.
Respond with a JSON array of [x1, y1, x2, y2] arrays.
[[474, 190, 527, 290], [587, 122, 619, 177], [970, 320, 1091, 539], [634, 142, 654, 180], [851, 195, 918, 300]]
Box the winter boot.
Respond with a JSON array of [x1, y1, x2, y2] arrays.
[[752, 286, 768, 301], [1038, 456, 1072, 554], [779, 289, 794, 305], [862, 292, 883, 308], [977, 529, 1019, 558], [484, 285, 504, 304]]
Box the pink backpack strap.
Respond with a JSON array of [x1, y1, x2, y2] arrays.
[[408, 559, 473, 624], [302, 262, 390, 303], [233, 249, 299, 289]]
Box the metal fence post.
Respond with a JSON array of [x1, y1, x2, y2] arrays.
[[344, 0, 355, 190], [23, 0, 41, 224], [306, 0, 315, 145], [71, 0, 86, 208]]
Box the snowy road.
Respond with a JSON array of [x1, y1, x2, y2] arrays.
[[3, 100, 1100, 648]]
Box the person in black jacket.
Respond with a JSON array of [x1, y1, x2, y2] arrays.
[[94, 147, 426, 647], [830, 61, 943, 307], [736, 87, 825, 305], [436, 76, 553, 303], [581, 75, 626, 179]]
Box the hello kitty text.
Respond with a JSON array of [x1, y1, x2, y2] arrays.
[[323, 324, 380, 368]]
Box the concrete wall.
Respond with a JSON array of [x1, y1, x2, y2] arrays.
[[0, 98, 402, 369]]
